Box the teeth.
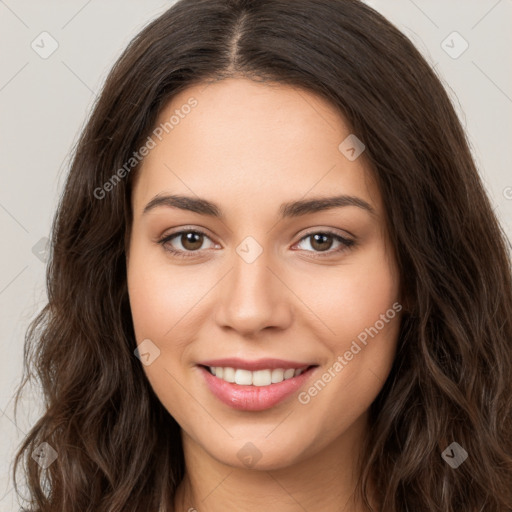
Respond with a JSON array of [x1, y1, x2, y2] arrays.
[[253, 370, 272, 386], [208, 366, 308, 386], [222, 367, 235, 382], [284, 368, 295, 379], [271, 368, 284, 383], [235, 369, 253, 385]]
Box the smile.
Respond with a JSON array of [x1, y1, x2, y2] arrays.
[[197, 359, 319, 411]]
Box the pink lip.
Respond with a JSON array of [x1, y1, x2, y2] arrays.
[[198, 364, 318, 411], [198, 357, 315, 371]]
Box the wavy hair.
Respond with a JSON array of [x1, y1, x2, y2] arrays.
[[12, 0, 512, 510]]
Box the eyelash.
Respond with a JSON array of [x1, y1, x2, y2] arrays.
[[157, 228, 356, 259]]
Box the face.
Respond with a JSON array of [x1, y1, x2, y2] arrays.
[[127, 77, 402, 471]]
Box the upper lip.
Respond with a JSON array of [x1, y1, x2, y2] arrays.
[[198, 358, 317, 371]]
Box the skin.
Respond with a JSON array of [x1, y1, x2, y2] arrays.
[[127, 78, 402, 512]]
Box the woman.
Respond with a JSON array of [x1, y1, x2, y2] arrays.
[[12, 0, 512, 511]]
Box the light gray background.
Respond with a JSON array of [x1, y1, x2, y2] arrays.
[[1, 0, 511, 509]]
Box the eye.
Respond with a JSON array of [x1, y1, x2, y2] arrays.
[[293, 230, 355, 257], [158, 229, 216, 258]]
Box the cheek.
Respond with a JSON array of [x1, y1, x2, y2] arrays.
[[290, 241, 400, 346], [127, 238, 206, 342], [292, 244, 401, 427], [291, 241, 400, 401], [127, 266, 171, 342], [127, 246, 199, 426]]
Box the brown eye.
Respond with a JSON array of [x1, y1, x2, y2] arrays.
[[158, 229, 216, 257], [179, 231, 204, 251], [295, 230, 355, 257], [309, 233, 334, 252]]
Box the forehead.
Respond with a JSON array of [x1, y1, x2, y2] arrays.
[[133, 78, 382, 217]]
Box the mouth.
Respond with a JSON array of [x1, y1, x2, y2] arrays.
[[197, 360, 319, 411]]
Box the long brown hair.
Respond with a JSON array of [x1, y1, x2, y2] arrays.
[[12, 0, 512, 510]]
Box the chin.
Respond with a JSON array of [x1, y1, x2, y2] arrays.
[[204, 434, 311, 472]]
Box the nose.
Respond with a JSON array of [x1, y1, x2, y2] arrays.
[[214, 245, 293, 336]]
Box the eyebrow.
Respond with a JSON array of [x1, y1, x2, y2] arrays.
[[142, 193, 376, 218]]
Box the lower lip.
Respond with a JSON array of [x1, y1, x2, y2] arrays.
[[199, 365, 317, 411]]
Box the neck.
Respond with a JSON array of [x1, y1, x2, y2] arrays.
[[173, 411, 378, 512]]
